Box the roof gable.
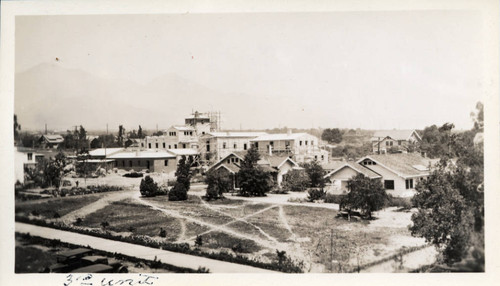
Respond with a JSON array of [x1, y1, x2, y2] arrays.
[[372, 130, 421, 141], [357, 153, 431, 178], [324, 162, 381, 179]]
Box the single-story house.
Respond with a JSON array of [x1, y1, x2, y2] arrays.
[[324, 162, 381, 194], [207, 151, 300, 189], [356, 153, 432, 197]]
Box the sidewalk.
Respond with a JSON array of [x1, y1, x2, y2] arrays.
[[15, 222, 276, 273]]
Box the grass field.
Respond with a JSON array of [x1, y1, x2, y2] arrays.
[[15, 194, 104, 219], [15, 187, 427, 272]]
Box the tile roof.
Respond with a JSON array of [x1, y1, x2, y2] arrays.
[[371, 130, 421, 141], [358, 153, 432, 178]]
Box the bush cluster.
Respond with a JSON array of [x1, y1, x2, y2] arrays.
[[123, 172, 143, 178], [307, 188, 326, 202]]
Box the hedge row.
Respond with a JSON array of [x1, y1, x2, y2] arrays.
[[15, 217, 302, 273], [15, 232, 206, 273]]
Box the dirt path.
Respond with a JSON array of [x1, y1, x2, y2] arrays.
[[176, 219, 187, 242], [134, 196, 285, 251], [56, 190, 136, 224], [278, 205, 296, 241], [16, 222, 277, 273]]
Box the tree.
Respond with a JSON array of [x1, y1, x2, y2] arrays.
[[321, 128, 343, 144], [42, 152, 70, 189], [303, 160, 326, 188], [410, 161, 477, 266], [410, 103, 484, 269], [237, 146, 272, 196], [420, 123, 455, 158], [14, 114, 21, 142], [168, 155, 193, 201], [118, 125, 125, 147], [341, 174, 388, 219], [138, 125, 144, 139], [140, 176, 159, 197], [471, 101, 483, 132], [281, 169, 310, 192], [205, 170, 232, 200]]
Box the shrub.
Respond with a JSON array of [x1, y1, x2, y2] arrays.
[[195, 235, 203, 247], [168, 182, 188, 201], [324, 193, 344, 204], [282, 169, 310, 192], [140, 176, 159, 197], [387, 195, 413, 210], [74, 218, 83, 225], [159, 228, 167, 238], [205, 170, 232, 200], [101, 221, 109, 229], [307, 188, 326, 202], [123, 172, 143, 178]]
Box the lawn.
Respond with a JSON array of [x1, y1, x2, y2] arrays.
[[15, 194, 105, 219], [79, 199, 182, 241]]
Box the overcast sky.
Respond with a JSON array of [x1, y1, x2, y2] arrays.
[[15, 11, 484, 131]]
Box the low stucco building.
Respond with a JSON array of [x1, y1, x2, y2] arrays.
[[199, 132, 267, 163], [107, 150, 178, 176], [324, 161, 381, 194], [15, 147, 45, 184]]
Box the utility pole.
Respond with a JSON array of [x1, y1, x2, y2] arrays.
[[330, 229, 334, 271], [105, 123, 108, 173]]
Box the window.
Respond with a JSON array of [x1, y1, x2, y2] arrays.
[[311, 141, 314, 146], [390, 141, 393, 146], [398, 140, 402, 146], [321, 155, 324, 160], [231, 158, 235, 163], [202, 132, 205, 135], [129, 160, 132, 167], [174, 144, 177, 149], [148, 143, 151, 148], [183, 144, 186, 148], [384, 180, 395, 190], [227, 159, 230, 163], [190, 131, 193, 136], [141, 143, 144, 147], [243, 143, 247, 150], [305, 141, 308, 145], [255, 142, 259, 148], [163, 143, 166, 148], [155, 143, 159, 148], [223, 142, 227, 149], [299, 141, 302, 146], [406, 179, 414, 189], [314, 155, 318, 160], [169, 145, 171, 149], [206, 142, 210, 152], [234, 143, 237, 149], [27, 153, 33, 160], [386, 141, 390, 146], [270, 141, 274, 146], [164, 160, 168, 166]]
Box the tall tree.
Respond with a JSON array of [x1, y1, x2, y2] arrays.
[[138, 125, 144, 139], [168, 155, 193, 201], [410, 104, 484, 269], [118, 125, 125, 147], [14, 114, 21, 142], [303, 160, 326, 188], [238, 146, 272, 196]]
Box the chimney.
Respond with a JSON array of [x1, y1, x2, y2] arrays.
[[268, 145, 273, 156], [287, 129, 292, 136]]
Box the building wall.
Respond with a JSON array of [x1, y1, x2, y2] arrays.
[[113, 158, 177, 175], [324, 166, 359, 194], [253, 134, 326, 163], [15, 150, 41, 184], [360, 162, 424, 197], [201, 137, 253, 162], [276, 160, 295, 186]]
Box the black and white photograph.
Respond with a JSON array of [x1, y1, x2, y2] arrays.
[[1, 0, 499, 285]]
